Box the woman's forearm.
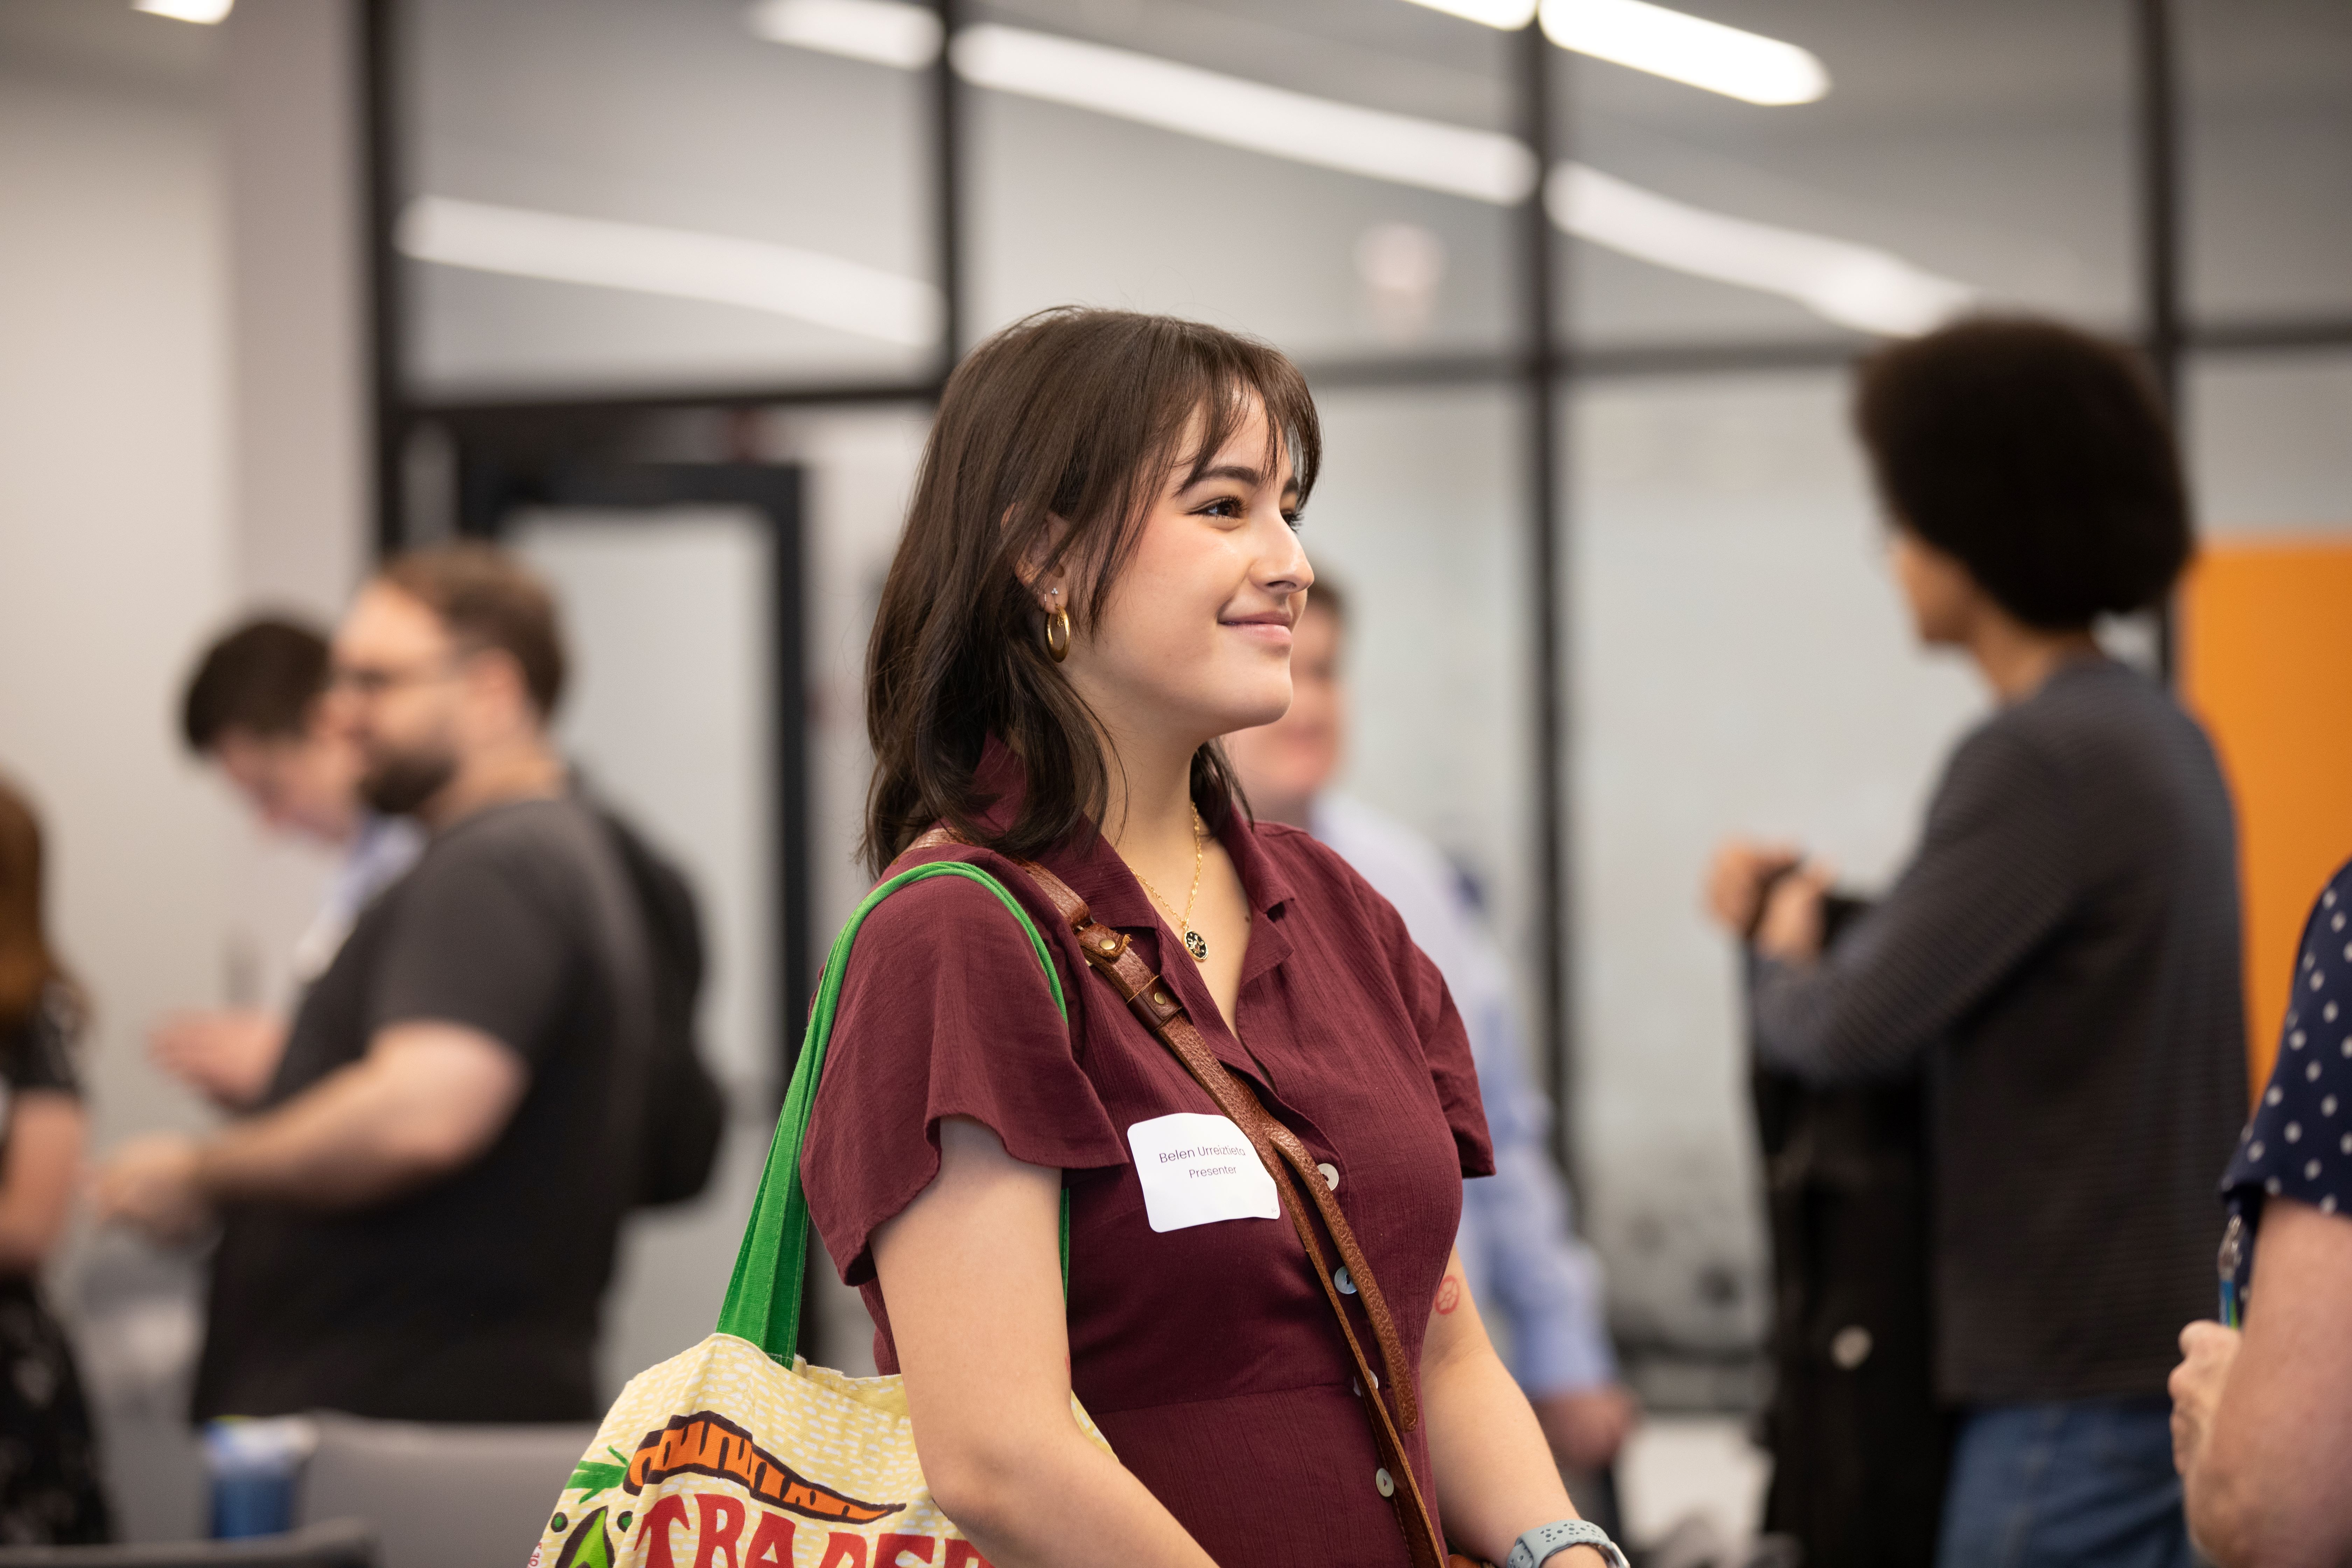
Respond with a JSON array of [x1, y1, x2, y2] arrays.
[[926, 1411, 1214, 1568], [1421, 1252, 1589, 1566], [879, 1117, 1218, 1568]]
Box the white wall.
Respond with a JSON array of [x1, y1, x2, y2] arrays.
[[0, 0, 238, 1539]]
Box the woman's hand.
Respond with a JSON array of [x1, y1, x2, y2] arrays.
[[873, 1116, 1217, 1568], [2168, 1320, 2239, 1479], [1704, 840, 1801, 937], [1755, 862, 1834, 964]]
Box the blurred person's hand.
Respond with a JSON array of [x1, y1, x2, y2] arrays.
[[1705, 839, 1802, 937], [2168, 1319, 2241, 1479], [1532, 1383, 1640, 1473], [150, 1009, 286, 1111], [1755, 861, 1836, 964], [93, 1133, 215, 1245]]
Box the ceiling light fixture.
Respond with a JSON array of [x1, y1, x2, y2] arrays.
[[742, 0, 941, 70], [949, 24, 1539, 205], [396, 197, 943, 348], [1547, 163, 1973, 335], [132, 0, 234, 22], [1539, 0, 1828, 105], [1396, 0, 1540, 27]]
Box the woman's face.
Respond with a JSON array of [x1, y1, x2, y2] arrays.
[[1888, 523, 1980, 647], [1055, 398, 1312, 750]]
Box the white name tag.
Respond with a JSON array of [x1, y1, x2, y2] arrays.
[[1126, 1112, 1281, 1233]]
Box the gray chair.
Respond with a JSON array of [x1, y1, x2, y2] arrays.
[[294, 1414, 597, 1568], [0, 1520, 375, 1568]]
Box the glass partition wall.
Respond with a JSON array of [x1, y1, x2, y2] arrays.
[[370, 0, 2352, 1396]]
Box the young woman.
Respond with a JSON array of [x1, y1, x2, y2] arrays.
[[802, 309, 1618, 1568], [0, 776, 111, 1542], [1707, 318, 2244, 1568]]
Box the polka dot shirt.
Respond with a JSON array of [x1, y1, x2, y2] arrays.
[[2224, 857, 2352, 1225]]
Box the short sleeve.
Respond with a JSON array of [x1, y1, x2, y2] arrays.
[[3, 986, 83, 1097], [803, 872, 1129, 1286], [370, 836, 575, 1066], [2225, 858, 2352, 1223], [1344, 861, 1493, 1181]]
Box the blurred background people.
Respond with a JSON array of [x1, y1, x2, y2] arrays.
[[94, 544, 673, 1423], [1223, 581, 1637, 1513], [0, 775, 112, 1543], [2167, 858, 2352, 1568], [154, 617, 422, 1112], [1707, 320, 2246, 1568]]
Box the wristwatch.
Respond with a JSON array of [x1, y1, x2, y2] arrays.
[[1505, 1519, 1631, 1568]]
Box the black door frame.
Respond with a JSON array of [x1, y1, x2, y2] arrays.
[[455, 455, 812, 1098]]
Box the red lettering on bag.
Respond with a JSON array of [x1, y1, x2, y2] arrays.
[[746, 1512, 797, 1568], [878, 1535, 937, 1566], [641, 1495, 692, 1568], [817, 1535, 870, 1568], [942, 1545, 994, 1568], [694, 1494, 748, 1568]]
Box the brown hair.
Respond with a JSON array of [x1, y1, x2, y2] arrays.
[[0, 775, 79, 1031], [182, 617, 331, 752], [862, 308, 1322, 875], [378, 543, 569, 716], [1854, 317, 2190, 630]]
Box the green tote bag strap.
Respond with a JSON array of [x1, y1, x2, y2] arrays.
[[717, 860, 1069, 1363]]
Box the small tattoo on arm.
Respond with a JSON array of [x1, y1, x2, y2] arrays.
[[1435, 1275, 1462, 1315]]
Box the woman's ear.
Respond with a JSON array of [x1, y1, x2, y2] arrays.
[[1012, 511, 1075, 609]]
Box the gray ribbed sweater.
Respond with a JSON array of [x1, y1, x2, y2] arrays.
[[1752, 656, 2247, 1405]]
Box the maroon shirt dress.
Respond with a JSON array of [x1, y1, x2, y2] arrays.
[[803, 743, 1495, 1567]]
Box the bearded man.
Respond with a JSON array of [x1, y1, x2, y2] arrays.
[[100, 544, 659, 1423]]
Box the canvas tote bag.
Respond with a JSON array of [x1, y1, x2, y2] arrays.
[[528, 860, 1107, 1568]]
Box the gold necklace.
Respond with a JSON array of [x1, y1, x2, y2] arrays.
[[1131, 806, 1209, 962]]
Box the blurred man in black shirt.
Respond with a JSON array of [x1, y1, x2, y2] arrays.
[[99, 545, 659, 1421]]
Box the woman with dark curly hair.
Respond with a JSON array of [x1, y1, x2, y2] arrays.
[[0, 775, 111, 1543], [1706, 319, 2246, 1568]]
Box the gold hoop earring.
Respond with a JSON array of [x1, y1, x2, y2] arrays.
[[1043, 599, 1071, 663]]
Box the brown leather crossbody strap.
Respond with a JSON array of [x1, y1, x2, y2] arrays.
[[902, 830, 1447, 1568]]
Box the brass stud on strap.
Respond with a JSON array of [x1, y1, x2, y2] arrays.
[[1151, 989, 1170, 1007]]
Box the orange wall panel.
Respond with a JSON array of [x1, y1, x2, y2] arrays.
[[2181, 538, 2352, 1103]]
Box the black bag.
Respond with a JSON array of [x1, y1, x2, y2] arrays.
[[595, 806, 727, 1208], [1750, 894, 1951, 1568]]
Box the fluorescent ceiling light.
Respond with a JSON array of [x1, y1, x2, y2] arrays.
[[1399, 0, 1539, 27], [1540, 0, 1827, 105], [396, 197, 942, 348], [950, 24, 1538, 205], [743, 0, 940, 69], [1547, 163, 1972, 335], [133, 0, 233, 21]]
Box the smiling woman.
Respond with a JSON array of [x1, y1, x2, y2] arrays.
[[803, 308, 1625, 1568]]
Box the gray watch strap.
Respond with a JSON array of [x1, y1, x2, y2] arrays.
[[1505, 1519, 1630, 1568]]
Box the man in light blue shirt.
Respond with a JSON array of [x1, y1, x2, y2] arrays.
[[156, 617, 423, 1109], [1225, 584, 1637, 1477]]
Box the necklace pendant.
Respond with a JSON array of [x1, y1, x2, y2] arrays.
[[1183, 928, 1209, 961]]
